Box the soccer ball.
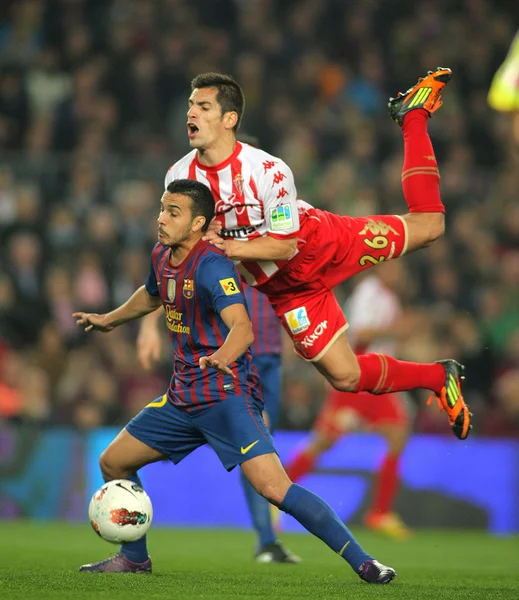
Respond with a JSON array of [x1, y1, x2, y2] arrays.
[[88, 479, 153, 544]]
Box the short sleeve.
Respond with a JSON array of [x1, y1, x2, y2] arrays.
[[145, 254, 160, 296], [198, 253, 246, 315], [255, 158, 299, 239]]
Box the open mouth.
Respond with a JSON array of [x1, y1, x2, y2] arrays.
[[187, 123, 199, 138]]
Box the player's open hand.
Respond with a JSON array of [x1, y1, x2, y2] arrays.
[[72, 312, 114, 333], [199, 355, 236, 378]]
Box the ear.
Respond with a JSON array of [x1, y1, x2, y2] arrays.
[[223, 111, 238, 131], [192, 216, 206, 233]]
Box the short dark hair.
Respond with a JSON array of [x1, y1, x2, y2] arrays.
[[166, 179, 214, 232], [191, 73, 245, 132]]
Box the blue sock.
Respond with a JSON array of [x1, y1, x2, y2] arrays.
[[240, 470, 277, 549], [279, 484, 371, 571], [104, 474, 149, 563]]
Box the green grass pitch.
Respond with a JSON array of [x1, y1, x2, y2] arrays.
[[0, 522, 517, 599]]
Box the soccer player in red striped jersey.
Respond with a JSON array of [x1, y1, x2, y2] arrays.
[[165, 70, 471, 441], [74, 179, 395, 583]]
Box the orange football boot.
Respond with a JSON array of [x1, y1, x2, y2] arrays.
[[427, 359, 472, 440], [388, 67, 452, 126]]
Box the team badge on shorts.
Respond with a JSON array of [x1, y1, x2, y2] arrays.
[[284, 306, 310, 335], [183, 279, 194, 298], [166, 279, 176, 302]]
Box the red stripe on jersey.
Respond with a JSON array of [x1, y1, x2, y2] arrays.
[[239, 260, 270, 285], [188, 159, 197, 180], [205, 169, 226, 230], [184, 247, 215, 410], [230, 157, 251, 228], [249, 175, 264, 220]]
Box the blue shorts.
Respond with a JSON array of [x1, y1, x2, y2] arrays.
[[126, 393, 276, 471], [254, 354, 281, 432]]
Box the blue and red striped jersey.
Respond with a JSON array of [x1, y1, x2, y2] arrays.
[[244, 285, 282, 356], [146, 240, 261, 410]]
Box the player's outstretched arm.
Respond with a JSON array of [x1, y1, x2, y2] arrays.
[[199, 303, 254, 377], [137, 308, 164, 370], [73, 286, 162, 333]]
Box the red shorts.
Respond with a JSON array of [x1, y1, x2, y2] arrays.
[[315, 388, 409, 440], [259, 210, 408, 360]]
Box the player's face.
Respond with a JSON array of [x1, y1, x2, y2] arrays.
[[186, 87, 235, 149], [157, 192, 203, 246]]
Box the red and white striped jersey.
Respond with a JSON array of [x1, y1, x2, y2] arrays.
[[344, 275, 401, 356], [164, 142, 303, 286]]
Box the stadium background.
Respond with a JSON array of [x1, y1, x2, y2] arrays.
[[1, 0, 518, 538]]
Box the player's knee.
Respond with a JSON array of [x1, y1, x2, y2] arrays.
[[330, 364, 361, 392], [99, 449, 125, 481], [416, 212, 445, 248], [424, 212, 445, 246], [253, 477, 291, 506]]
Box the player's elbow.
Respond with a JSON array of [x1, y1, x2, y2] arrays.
[[244, 322, 254, 347]]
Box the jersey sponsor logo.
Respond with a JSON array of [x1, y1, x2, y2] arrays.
[[240, 440, 259, 454], [220, 277, 240, 295], [270, 203, 294, 231], [167, 279, 176, 302], [214, 194, 247, 216], [300, 320, 328, 349], [183, 278, 194, 299], [165, 305, 190, 334], [284, 306, 310, 335], [221, 224, 260, 238]]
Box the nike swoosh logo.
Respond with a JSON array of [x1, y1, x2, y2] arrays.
[[337, 540, 350, 556], [240, 440, 260, 454]]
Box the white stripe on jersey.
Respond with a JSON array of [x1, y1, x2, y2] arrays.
[[164, 143, 301, 286]]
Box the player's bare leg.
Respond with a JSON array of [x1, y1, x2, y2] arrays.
[[313, 332, 471, 439], [79, 430, 164, 574], [241, 453, 395, 583], [364, 421, 412, 541]]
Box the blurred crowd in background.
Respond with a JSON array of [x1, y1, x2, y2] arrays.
[[0, 0, 518, 436]]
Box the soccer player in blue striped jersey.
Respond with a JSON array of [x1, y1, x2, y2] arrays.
[[137, 282, 298, 563], [74, 179, 395, 584]]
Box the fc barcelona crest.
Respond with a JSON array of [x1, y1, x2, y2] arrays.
[[167, 279, 176, 302], [183, 278, 194, 299]]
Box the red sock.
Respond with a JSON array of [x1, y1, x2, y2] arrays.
[[355, 353, 445, 394], [401, 109, 444, 213], [371, 453, 400, 514], [285, 449, 316, 482]]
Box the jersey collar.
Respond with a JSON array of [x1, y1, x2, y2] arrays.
[[194, 141, 242, 172]]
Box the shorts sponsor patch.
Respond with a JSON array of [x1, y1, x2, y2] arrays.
[[219, 277, 240, 295], [284, 306, 310, 335], [270, 204, 294, 231]]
